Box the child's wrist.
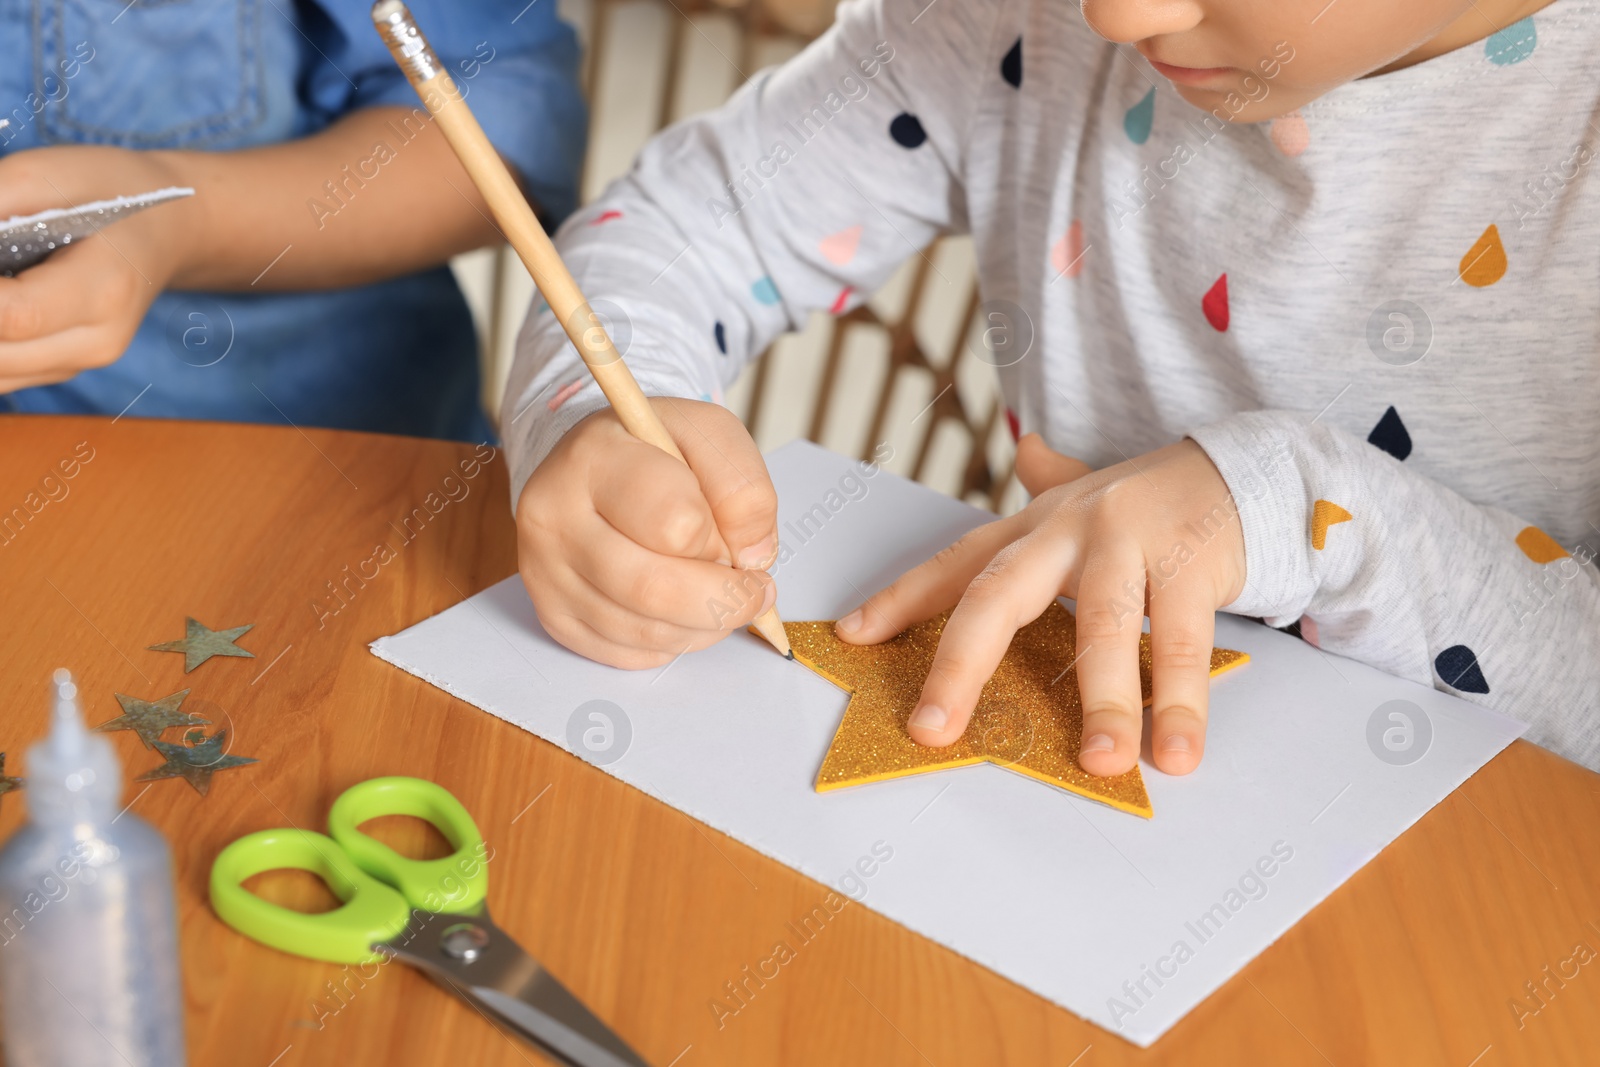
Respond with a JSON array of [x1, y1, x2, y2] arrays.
[[145, 148, 225, 288]]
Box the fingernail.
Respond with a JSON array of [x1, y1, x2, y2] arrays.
[[838, 608, 864, 634], [737, 534, 777, 569], [908, 704, 948, 732], [1082, 733, 1115, 754], [1160, 734, 1191, 754]]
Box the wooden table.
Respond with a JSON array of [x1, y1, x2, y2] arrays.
[[2, 413, 1597, 1067]]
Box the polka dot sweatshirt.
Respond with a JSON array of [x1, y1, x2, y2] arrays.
[[505, 0, 1600, 770]]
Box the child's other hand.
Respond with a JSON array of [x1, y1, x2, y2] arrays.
[[516, 397, 779, 669], [1012, 432, 1094, 494], [835, 438, 1245, 777], [0, 146, 197, 393]]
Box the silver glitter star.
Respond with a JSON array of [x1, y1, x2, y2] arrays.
[[94, 689, 209, 748], [136, 729, 258, 796], [148, 618, 255, 673]]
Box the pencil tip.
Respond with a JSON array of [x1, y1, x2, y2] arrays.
[[785, 650, 795, 660]]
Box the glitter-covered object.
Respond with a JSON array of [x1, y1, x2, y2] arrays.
[[94, 689, 208, 748], [0, 187, 194, 276], [147, 616, 255, 673], [790, 603, 1249, 818], [135, 728, 258, 796]]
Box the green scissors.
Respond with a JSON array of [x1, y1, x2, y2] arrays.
[[211, 776, 650, 1067]]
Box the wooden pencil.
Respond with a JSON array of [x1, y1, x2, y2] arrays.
[[371, 0, 792, 659]]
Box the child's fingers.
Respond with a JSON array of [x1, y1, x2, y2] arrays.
[[532, 561, 734, 668], [658, 398, 778, 568], [1145, 581, 1217, 775], [538, 614, 678, 671], [590, 432, 722, 562], [906, 530, 1073, 748], [542, 601, 728, 671], [1071, 541, 1148, 776], [836, 517, 1025, 644], [564, 573, 737, 656], [568, 510, 774, 630]]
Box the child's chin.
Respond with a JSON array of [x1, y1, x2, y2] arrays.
[[1169, 83, 1295, 126]]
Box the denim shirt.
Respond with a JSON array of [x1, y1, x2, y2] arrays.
[[0, 0, 586, 441]]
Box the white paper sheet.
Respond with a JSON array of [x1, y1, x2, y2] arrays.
[[370, 440, 1524, 1047]]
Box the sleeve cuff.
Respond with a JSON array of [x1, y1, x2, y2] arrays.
[[500, 358, 707, 510], [1188, 413, 1316, 623]]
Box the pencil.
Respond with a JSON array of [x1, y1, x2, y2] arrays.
[[371, 0, 793, 660]]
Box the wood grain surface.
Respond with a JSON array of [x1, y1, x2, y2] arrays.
[[1, 414, 1597, 1067]]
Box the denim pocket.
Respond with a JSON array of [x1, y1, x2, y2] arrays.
[[37, 0, 265, 148]]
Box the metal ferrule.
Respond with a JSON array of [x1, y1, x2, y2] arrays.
[[371, 0, 444, 84]]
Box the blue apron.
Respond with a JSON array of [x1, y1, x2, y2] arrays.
[[0, 0, 585, 441]]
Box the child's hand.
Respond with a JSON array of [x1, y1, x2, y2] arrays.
[[836, 438, 1245, 777], [1013, 431, 1095, 495], [516, 397, 780, 669], [0, 146, 197, 393]]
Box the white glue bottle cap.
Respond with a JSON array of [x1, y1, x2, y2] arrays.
[[26, 669, 121, 823]]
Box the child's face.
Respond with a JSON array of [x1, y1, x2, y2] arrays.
[[1080, 0, 1550, 122]]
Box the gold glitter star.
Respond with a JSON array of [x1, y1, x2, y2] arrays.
[[135, 729, 258, 796], [788, 602, 1249, 818], [0, 753, 23, 811], [94, 689, 209, 748], [148, 617, 255, 673]]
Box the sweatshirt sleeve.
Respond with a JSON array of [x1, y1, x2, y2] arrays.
[[1191, 410, 1600, 768], [499, 0, 1004, 501]]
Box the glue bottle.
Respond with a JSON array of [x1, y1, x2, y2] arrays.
[[0, 670, 187, 1066]]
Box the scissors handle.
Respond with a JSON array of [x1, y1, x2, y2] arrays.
[[209, 777, 489, 965], [327, 776, 490, 916], [210, 828, 412, 965]]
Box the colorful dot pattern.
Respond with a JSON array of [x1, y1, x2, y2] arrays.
[[548, 379, 583, 412], [1436, 645, 1490, 694], [751, 276, 781, 305], [553, 27, 1552, 717], [1460, 225, 1508, 287], [1311, 500, 1352, 550], [1052, 220, 1086, 278], [1486, 18, 1537, 65], [1515, 526, 1568, 564], [1269, 111, 1309, 157], [1367, 407, 1411, 461], [1001, 37, 1022, 89], [1124, 88, 1155, 145], [1202, 274, 1229, 332], [820, 225, 862, 266], [890, 112, 927, 148]]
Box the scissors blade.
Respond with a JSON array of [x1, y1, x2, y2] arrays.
[[378, 907, 651, 1067], [469, 981, 650, 1067]]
